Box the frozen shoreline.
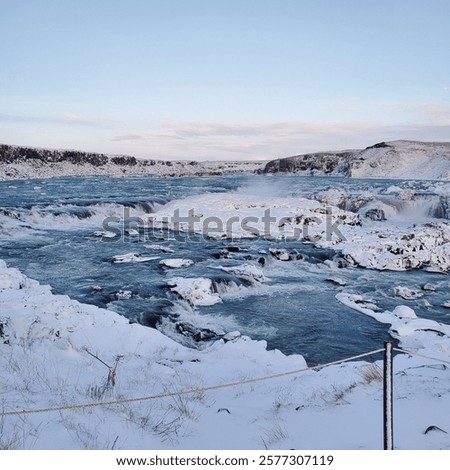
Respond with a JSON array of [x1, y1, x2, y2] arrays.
[[1, 259, 450, 449]]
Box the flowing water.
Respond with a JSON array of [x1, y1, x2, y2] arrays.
[[1, 175, 450, 364]]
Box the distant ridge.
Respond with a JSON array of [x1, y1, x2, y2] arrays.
[[263, 140, 450, 180], [3, 140, 450, 181], [0, 143, 264, 180]]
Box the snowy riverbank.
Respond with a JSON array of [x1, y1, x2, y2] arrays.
[[1, 260, 450, 449]]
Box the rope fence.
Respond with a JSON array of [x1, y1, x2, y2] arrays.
[[1, 346, 448, 420], [1, 348, 386, 418]]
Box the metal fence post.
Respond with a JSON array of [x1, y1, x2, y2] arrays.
[[383, 341, 394, 450]]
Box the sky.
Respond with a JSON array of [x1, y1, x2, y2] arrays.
[[1, 0, 450, 161]]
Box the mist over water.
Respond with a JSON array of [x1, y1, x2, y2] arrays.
[[1, 175, 450, 364]]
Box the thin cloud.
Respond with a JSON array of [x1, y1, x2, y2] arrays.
[[61, 112, 119, 126], [106, 118, 450, 161], [0, 112, 119, 128], [110, 132, 147, 142], [379, 102, 450, 121], [161, 121, 295, 138], [0, 113, 56, 123], [161, 120, 384, 141]]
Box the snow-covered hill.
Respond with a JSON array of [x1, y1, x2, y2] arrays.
[[263, 141, 450, 180], [0, 144, 264, 180]]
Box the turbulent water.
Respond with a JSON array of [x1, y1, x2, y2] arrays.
[[1, 175, 450, 364]]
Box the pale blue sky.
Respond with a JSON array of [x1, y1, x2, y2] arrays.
[[1, 0, 450, 160]]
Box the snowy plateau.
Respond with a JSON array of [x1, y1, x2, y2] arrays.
[[1, 141, 450, 450]]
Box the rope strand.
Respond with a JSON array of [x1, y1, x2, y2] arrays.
[[393, 347, 450, 366]]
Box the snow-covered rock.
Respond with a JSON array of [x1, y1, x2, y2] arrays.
[[167, 277, 222, 306], [111, 253, 159, 263], [92, 230, 117, 238], [115, 290, 133, 300], [220, 263, 266, 284], [222, 331, 241, 342], [160, 258, 194, 268], [333, 222, 450, 272], [325, 277, 347, 286], [269, 248, 292, 261], [394, 286, 424, 300], [145, 244, 174, 253], [392, 305, 417, 319], [422, 283, 436, 292]]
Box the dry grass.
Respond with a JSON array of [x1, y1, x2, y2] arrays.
[[358, 363, 383, 383], [261, 422, 289, 449]]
